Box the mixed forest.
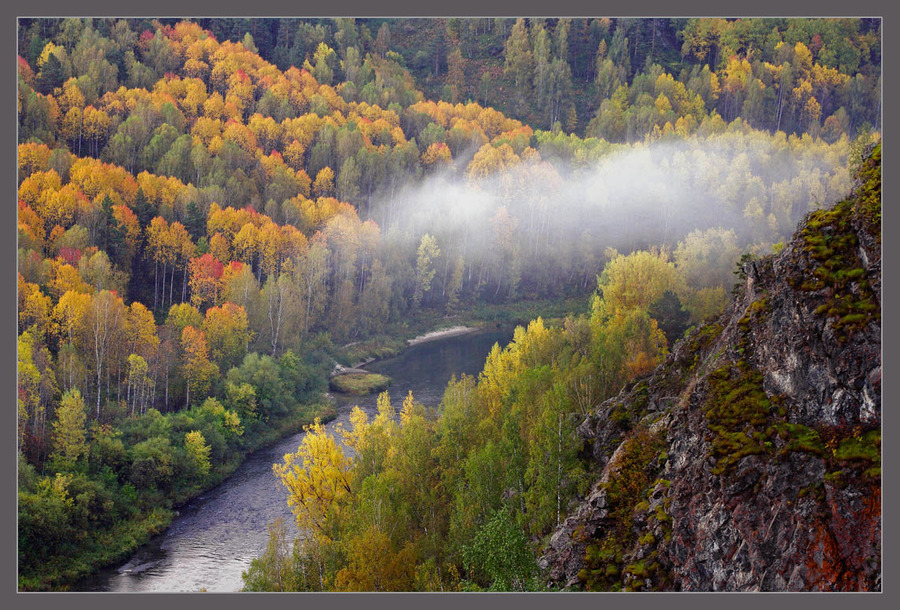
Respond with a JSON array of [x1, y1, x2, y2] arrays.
[[16, 17, 881, 590]]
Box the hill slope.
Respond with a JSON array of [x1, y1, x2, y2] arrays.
[[540, 144, 881, 591]]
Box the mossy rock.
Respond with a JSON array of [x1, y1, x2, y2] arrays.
[[329, 372, 393, 395]]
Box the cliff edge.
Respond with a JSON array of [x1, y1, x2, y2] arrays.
[[540, 144, 881, 591]]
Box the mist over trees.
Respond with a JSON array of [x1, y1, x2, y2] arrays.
[[16, 17, 880, 591]]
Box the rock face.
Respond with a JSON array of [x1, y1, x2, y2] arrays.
[[541, 146, 881, 592]]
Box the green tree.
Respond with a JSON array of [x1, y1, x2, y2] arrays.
[[504, 18, 534, 91], [648, 289, 691, 345], [129, 435, 175, 491], [462, 508, 538, 591], [412, 233, 441, 309], [242, 518, 297, 591]]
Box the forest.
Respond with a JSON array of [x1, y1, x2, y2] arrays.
[[16, 17, 880, 590]]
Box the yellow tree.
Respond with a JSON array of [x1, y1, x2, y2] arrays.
[[82, 105, 110, 157], [284, 139, 306, 171], [17, 331, 41, 455], [112, 204, 142, 270], [17, 142, 52, 182], [146, 216, 176, 312], [50, 388, 88, 470], [339, 392, 397, 481], [256, 221, 284, 280], [170, 221, 196, 306], [589, 249, 677, 399], [202, 302, 251, 371], [313, 166, 335, 198], [595, 248, 686, 314], [50, 259, 91, 301], [18, 274, 53, 341], [412, 233, 440, 309], [333, 528, 416, 591], [184, 430, 211, 478], [209, 232, 232, 263], [261, 271, 300, 355], [53, 289, 91, 347], [181, 325, 217, 408], [126, 353, 150, 416], [233, 222, 259, 270], [221, 261, 260, 315], [274, 418, 353, 539], [422, 142, 453, 171], [125, 301, 159, 355]]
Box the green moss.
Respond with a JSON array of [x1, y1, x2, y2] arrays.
[[824, 470, 845, 488], [609, 404, 631, 432], [748, 297, 770, 315], [683, 322, 724, 374], [854, 142, 882, 233], [631, 381, 651, 414], [333, 336, 406, 366], [638, 532, 656, 546], [793, 152, 880, 340], [833, 429, 881, 463], [703, 363, 776, 474], [625, 561, 649, 579], [863, 466, 881, 479], [773, 422, 826, 456], [608, 379, 655, 433], [579, 428, 668, 591]]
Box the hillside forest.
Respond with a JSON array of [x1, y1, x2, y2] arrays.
[[16, 17, 881, 590]]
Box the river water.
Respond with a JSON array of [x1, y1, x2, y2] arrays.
[[79, 328, 512, 592]]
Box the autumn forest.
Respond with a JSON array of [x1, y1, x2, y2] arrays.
[[16, 17, 881, 591]]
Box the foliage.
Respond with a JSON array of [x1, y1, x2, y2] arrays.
[[16, 17, 878, 589], [50, 389, 88, 471], [462, 508, 539, 591]]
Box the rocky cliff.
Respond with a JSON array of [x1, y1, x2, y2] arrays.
[[540, 144, 881, 591]]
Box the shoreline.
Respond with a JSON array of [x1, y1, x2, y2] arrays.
[[406, 325, 479, 346]]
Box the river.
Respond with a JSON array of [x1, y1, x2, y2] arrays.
[[79, 328, 513, 592]]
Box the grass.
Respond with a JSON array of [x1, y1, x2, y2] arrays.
[[329, 372, 392, 395]]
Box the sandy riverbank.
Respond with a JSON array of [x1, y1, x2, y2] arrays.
[[406, 325, 478, 346]]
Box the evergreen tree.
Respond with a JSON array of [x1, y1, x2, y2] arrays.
[[648, 289, 691, 346]]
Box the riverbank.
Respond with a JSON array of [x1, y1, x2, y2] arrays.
[[80, 328, 516, 592], [22, 400, 335, 592], [332, 296, 590, 368], [407, 325, 477, 346], [51, 299, 586, 591]]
